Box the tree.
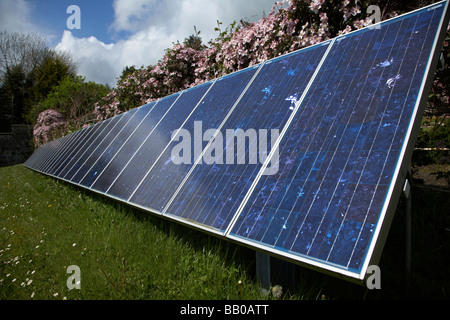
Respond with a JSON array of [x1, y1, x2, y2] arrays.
[[33, 109, 68, 147], [28, 75, 109, 131], [0, 64, 28, 128], [0, 31, 77, 127], [24, 50, 77, 117], [0, 31, 49, 83]]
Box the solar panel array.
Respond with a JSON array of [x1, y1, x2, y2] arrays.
[[25, 1, 449, 282]]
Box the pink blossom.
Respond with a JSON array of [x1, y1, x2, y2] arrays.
[[87, 0, 404, 126], [33, 109, 68, 147]]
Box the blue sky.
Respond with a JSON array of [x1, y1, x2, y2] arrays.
[[0, 0, 277, 87]]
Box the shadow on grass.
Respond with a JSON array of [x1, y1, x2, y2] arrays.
[[42, 172, 450, 300]]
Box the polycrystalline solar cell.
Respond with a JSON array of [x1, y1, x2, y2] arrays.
[[25, 143, 45, 170], [31, 136, 60, 172], [128, 66, 260, 213], [66, 115, 125, 182], [89, 101, 161, 193], [46, 128, 89, 176], [52, 123, 100, 178], [41, 133, 74, 174], [163, 42, 331, 233], [228, 2, 447, 277], [71, 110, 137, 184], [106, 82, 214, 202], [57, 119, 112, 179], [80, 107, 139, 187]]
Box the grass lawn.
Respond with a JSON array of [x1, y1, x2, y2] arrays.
[[1, 164, 449, 300]]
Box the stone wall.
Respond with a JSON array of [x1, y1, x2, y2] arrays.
[[0, 125, 34, 167]]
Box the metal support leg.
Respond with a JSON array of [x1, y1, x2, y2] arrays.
[[403, 172, 412, 289], [256, 252, 271, 295], [256, 252, 296, 297]]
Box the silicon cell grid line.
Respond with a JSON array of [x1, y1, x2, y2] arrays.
[[128, 65, 262, 216], [162, 41, 331, 234], [227, 1, 449, 281], [24, 1, 449, 283]]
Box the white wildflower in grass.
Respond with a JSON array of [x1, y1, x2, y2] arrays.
[[31, 292, 35, 298], [27, 279, 33, 286], [35, 245, 39, 249], [73, 243, 76, 247], [53, 292, 59, 297], [271, 285, 283, 299]]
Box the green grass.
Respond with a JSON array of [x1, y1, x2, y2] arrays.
[[0, 165, 268, 300], [1, 165, 449, 300]]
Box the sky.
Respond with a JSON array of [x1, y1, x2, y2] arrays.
[[0, 0, 278, 87]]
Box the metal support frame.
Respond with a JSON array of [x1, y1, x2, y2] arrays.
[[256, 251, 296, 295], [256, 252, 271, 294], [403, 169, 412, 289]]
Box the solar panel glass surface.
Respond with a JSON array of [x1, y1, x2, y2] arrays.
[[228, 2, 448, 278]]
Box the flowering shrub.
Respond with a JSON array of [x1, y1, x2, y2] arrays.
[[33, 109, 68, 147], [80, 0, 450, 149], [93, 0, 404, 120]]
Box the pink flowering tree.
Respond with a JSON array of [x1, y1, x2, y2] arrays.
[[33, 109, 68, 147], [93, 0, 402, 119], [88, 0, 450, 157]]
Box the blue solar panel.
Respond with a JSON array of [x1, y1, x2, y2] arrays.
[[227, 1, 449, 279], [79, 108, 140, 187], [24, 1, 449, 282], [129, 66, 261, 214], [105, 82, 214, 201], [44, 129, 86, 176], [59, 119, 112, 179], [90, 101, 163, 193], [163, 42, 331, 233]]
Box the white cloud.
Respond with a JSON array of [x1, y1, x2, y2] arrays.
[[111, 0, 276, 43], [1, 0, 279, 87], [0, 0, 58, 44], [56, 31, 120, 86], [0, 0, 36, 34], [59, 0, 278, 87]]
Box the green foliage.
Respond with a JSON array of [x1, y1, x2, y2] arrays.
[[2, 164, 449, 300], [0, 165, 266, 300], [0, 65, 31, 128], [26, 55, 75, 106], [27, 75, 109, 131], [0, 31, 77, 129], [414, 116, 450, 165]]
